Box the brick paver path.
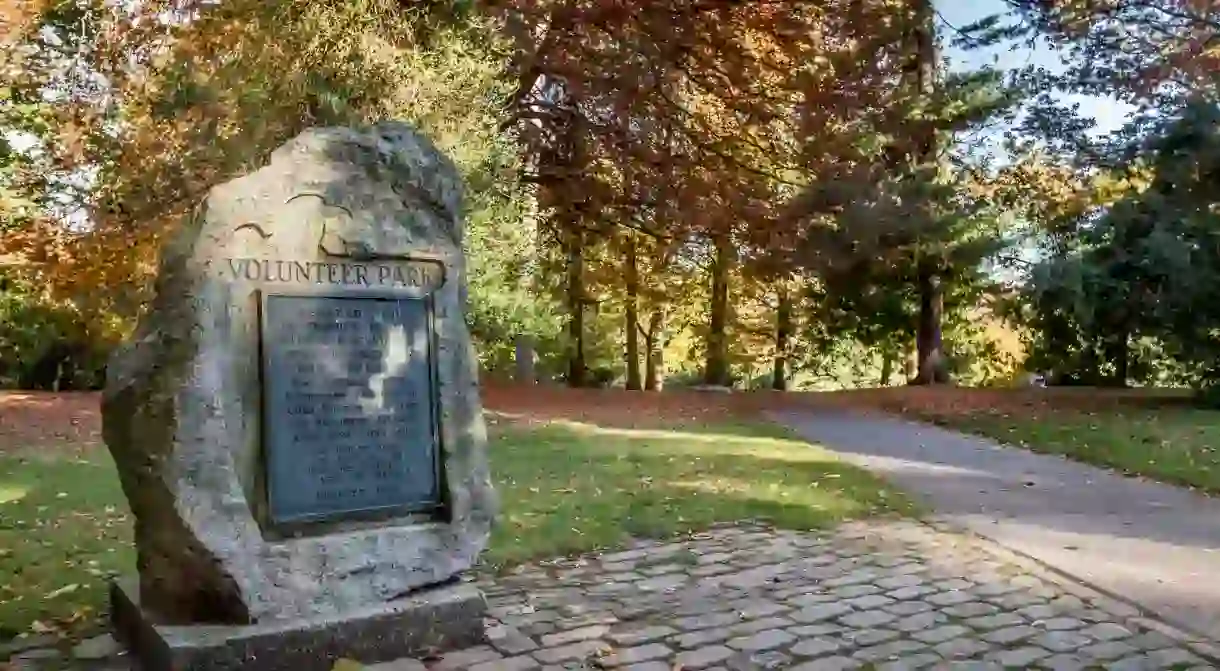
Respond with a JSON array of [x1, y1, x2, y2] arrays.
[[417, 522, 1215, 671], [11, 522, 1218, 670]]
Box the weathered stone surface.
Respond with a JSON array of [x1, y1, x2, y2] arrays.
[[435, 646, 503, 671], [875, 652, 939, 670], [1032, 630, 1092, 653], [912, 624, 970, 644], [539, 626, 609, 648], [674, 645, 734, 669], [933, 637, 990, 660], [532, 640, 608, 664], [790, 603, 852, 623], [486, 625, 538, 655], [102, 122, 495, 625], [600, 643, 672, 667], [71, 633, 121, 660], [110, 578, 487, 671], [983, 624, 1038, 645], [846, 629, 900, 647], [988, 645, 1049, 667], [789, 636, 843, 657], [725, 629, 793, 652], [607, 626, 676, 646]]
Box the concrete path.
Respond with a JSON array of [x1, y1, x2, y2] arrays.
[[768, 408, 1220, 643]]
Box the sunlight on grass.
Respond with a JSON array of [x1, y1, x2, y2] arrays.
[[0, 483, 28, 504], [938, 408, 1220, 494], [485, 420, 914, 568], [537, 419, 800, 446], [0, 418, 912, 641]]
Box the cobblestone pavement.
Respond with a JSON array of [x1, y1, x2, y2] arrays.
[[451, 522, 1219, 671], [7, 522, 1218, 670]]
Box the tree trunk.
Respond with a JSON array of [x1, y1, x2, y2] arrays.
[[704, 235, 732, 387], [772, 287, 791, 391], [880, 347, 895, 386], [1106, 328, 1130, 388], [624, 235, 642, 390], [912, 265, 949, 385], [514, 335, 536, 385], [644, 308, 665, 391], [907, 0, 947, 386], [565, 225, 586, 388]]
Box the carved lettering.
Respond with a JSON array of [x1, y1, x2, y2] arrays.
[[220, 258, 441, 291]]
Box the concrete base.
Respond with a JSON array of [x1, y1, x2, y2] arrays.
[[110, 578, 487, 671]]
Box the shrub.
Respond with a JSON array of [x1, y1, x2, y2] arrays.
[[0, 282, 113, 390]]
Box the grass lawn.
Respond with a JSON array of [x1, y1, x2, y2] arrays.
[[483, 418, 913, 568], [0, 417, 911, 642], [923, 406, 1220, 494], [0, 450, 133, 641]]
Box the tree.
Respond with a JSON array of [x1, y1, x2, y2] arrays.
[[1018, 99, 1220, 391], [3, 0, 547, 373], [1001, 0, 1220, 107]]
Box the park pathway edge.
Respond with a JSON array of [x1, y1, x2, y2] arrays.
[[766, 406, 1220, 646]]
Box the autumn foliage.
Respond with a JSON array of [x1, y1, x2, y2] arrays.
[[3, 0, 1220, 392]]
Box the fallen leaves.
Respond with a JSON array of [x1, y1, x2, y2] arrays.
[[1, 448, 134, 641], [43, 583, 80, 599], [0, 392, 102, 457]]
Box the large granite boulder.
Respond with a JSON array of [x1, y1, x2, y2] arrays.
[[102, 122, 497, 626]]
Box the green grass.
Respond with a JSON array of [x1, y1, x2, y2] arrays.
[[0, 418, 911, 641], [932, 408, 1220, 494], [0, 452, 134, 641], [483, 419, 914, 567]]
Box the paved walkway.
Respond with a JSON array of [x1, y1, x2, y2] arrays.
[[768, 408, 1220, 645], [366, 522, 1215, 670], [8, 522, 1217, 670]]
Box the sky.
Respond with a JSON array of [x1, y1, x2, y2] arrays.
[[933, 0, 1123, 281], [936, 0, 1136, 137]]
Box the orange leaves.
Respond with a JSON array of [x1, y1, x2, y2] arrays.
[[0, 0, 52, 44], [501, 0, 868, 244]]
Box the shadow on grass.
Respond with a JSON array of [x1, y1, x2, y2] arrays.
[[484, 420, 914, 569]]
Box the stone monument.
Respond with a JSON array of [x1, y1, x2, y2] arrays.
[[102, 122, 497, 670]]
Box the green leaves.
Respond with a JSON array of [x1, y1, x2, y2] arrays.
[[1019, 99, 1220, 388]]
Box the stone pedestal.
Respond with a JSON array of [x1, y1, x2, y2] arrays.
[[111, 579, 485, 671]]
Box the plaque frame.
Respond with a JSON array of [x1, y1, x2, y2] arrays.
[[253, 287, 449, 537]]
